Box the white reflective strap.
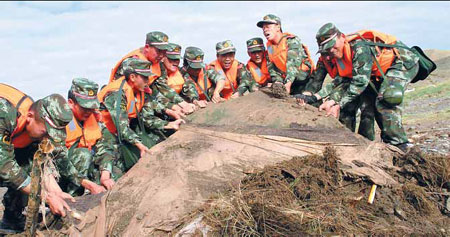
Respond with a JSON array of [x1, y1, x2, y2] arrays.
[[320, 33, 337, 46], [44, 116, 65, 129]]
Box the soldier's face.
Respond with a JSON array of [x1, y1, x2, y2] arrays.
[[262, 23, 280, 41], [145, 45, 166, 63], [130, 73, 149, 92], [217, 52, 235, 70], [68, 99, 94, 122], [162, 57, 180, 73], [187, 67, 201, 78], [248, 50, 264, 64], [26, 112, 48, 141], [329, 35, 345, 59]]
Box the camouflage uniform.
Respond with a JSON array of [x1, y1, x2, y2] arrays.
[[100, 58, 169, 156], [257, 14, 314, 95], [113, 32, 184, 110], [210, 40, 255, 97], [245, 37, 271, 88], [55, 78, 121, 196], [179, 46, 225, 102], [316, 23, 419, 146], [0, 92, 72, 230]]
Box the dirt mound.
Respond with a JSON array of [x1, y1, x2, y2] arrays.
[[187, 89, 344, 130], [425, 49, 450, 62], [28, 91, 449, 236], [192, 148, 449, 236]]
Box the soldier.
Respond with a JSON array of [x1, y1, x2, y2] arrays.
[[56, 78, 120, 197], [179, 46, 225, 106], [246, 37, 271, 87], [110, 31, 194, 116], [0, 84, 75, 230], [256, 14, 315, 96], [162, 43, 197, 113], [297, 52, 374, 141], [208, 40, 255, 100], [315, 23, 420, 152], [98, 58, 185, 170]]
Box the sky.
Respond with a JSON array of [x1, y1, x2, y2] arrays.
[[1, 1, 449, 99]]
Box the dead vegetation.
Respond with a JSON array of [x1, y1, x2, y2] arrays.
[[194, 147, 449, 236]]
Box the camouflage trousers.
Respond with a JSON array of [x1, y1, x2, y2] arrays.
[[358, 58, 419, 145], [0, 145, 35, 223], [318, 77, 375, 140]]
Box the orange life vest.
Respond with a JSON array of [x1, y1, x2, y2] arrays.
[[321, 30, 399, 79], [97, 78, 145, 134], [246, 57, 270, 85], [109, 48, 161, 85], [167, 69, 185, 94], [185, 69, 212, 101], [65, 114, 102, 150], [267, 32, 315, 76], [209, 59, 238, 99], [0, 83, 34, 148]]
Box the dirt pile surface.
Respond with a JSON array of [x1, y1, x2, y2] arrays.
[[24, 89, 449, 236], [191, 147, 449, 236]]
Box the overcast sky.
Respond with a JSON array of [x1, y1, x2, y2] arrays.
[[1, 1, 449, 99]]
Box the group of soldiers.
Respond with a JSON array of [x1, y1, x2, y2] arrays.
[[0, 13, 423, 231]]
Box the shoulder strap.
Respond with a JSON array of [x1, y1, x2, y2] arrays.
[[200, 68, 211, 101], [114, 80, 127, 143]]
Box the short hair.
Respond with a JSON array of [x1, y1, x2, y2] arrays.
[[29, 101, 44, 122]]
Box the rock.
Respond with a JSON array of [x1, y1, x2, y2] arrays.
[[394, 207, 407, 221]]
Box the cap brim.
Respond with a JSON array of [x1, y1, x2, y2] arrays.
[[248, 47, 265, 53], [317, 38, 336, 54], [45, 122, 66, 143], [217, 48, 236, 55], [257, 20, 278, 28], [76, 97, 100, 109], [166, 54, 181, 60], [188, 61, 205, 69], [154, 44, 170, 50]]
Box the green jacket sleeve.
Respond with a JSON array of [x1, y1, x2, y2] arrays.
[[141, 92, 169, 130], [305, 59, 328, 93], [93, 123, 118, 174], [0, 99, 30, 190], [285, 36, 309, 83], [236, 63, 258, 95]]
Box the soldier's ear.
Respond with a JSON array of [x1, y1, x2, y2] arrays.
[[67, 99, 76, 110]]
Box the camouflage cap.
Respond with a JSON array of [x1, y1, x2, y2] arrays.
[[246, 37, 265, 53], [257, 14, 281, 28], [146, 31, 170, 50], [216, 40, 236, 55], [122, 58, 154, 78], [69, 78, 100, 109], [316, 23, 341, 54], [184, 46, 205, 69], [166, 43, 182, 60], [36, 94, 73, 143]]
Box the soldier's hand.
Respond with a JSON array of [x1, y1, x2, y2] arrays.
[[165, 109, 186, 120], [45, 191, 74, 217], [284, 81, 292, 94], [212, 92, 224, 103], [266, 83, 273, 88], [231, 92, 240, 99], [100, 171, 115, 190], [135, 142, 150, 157], [193, 100, 207, 108], [81, 179, 106, 195], [326, 104, 341, 119], [179, 102, 195, 114], [295, 94, 318, 105], [319, 99, 336, 112], [164, 119, 186, 130]]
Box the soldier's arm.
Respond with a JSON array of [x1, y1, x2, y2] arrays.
[[141, 93, 169, 130], [0, 100, 31, 190], [92, 124, 117, 175], [285, 37, 309, 83], [305, 59, 328, 93], [153, 66, 185, 104], [338, 44, 373, 108], [54, 146, 84, 187], [237, 64, 257, 95], [151, 84, 176, 110], [267, 59, 284, 83], [181, 75, 200, 102], [102, 92, 142, 145]]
